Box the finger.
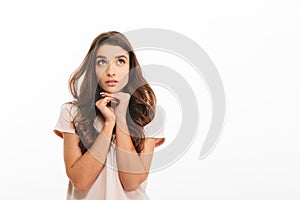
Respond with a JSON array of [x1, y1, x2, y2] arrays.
[[102, 97, 115, 105], [100, 92, 115, 98], [108, 106, 114, 113], [97, 97, 115, 106], [101, 93, 120, 103]]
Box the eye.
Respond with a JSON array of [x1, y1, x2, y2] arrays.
[[117, 59, 125, 65], [97, 59, 107, 66]]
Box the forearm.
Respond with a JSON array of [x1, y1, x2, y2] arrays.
[[115, 119, 152, 191], [67, 122, 114, 192], [88, 122, 114, 162]]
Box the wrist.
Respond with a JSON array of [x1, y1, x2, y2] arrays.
[[116, 118, 130, 135], [104, 121, 115, 129], [116, 116, 127, 124]]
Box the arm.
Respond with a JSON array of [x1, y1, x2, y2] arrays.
[[63, 96, 117, 192], [101, 92, 157, 191], [63, 121, 114, 192], [115, 119, 156, 191]]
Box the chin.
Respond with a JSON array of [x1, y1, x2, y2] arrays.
[[100, 83, 127, 93], [104, 87, 122, 94]]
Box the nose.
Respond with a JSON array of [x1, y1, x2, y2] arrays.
[[106, 62, 116, 77]]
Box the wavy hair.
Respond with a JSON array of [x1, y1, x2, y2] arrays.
[[68, 31, 156, 154]]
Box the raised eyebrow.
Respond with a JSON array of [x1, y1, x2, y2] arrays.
[[115, 55, 128, 60], [96, 55, 106, 59]]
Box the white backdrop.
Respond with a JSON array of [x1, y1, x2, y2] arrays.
[[0, 0, 299, 199]]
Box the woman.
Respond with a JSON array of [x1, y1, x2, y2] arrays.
[[53, 31, 165, 199]]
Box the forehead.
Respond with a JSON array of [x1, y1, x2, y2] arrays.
[[96, 44, 129, 58]]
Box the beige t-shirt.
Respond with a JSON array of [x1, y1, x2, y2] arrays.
[[54, 103, 165, 200]]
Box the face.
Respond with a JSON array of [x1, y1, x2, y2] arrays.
[[95, 44, 130, 93]]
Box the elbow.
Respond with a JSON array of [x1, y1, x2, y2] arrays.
[[119, 171, 148, 192], [120, 175, 147, 192], [73, 181, 91, 193], [66, 171, 91, 193], [122, 183, 140, 192]]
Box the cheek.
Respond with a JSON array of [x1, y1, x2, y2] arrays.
[[120, 69, 130, 82], [95, 68, 105, 81]]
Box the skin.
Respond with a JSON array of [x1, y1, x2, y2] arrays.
[[95, 44, 130, 94], [62, 44, 158, 192]]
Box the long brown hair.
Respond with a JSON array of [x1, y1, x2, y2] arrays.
[[68, 31, 156, 154]]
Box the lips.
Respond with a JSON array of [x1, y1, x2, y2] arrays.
[[105, 80, 118, 87]]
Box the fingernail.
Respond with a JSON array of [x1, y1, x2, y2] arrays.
[[100, 92, 105, 95]]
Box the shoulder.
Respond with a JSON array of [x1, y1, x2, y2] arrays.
[[60, 101, 78, 118], [53, 101, 79, 138], [60, 101, 77, 110]]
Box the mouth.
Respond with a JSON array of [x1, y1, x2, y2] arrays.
[[105, 80, 119, 87]]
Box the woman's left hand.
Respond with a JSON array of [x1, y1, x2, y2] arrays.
[[100, 92, 131, 119]]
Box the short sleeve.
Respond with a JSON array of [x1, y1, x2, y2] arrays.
[[53, 103, 77, 138], [144, 108, 166, 147]]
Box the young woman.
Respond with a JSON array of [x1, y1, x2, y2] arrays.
[[53, 31, 165, 199]]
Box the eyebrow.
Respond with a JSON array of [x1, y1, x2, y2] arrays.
[[96, 55, 128, 59]]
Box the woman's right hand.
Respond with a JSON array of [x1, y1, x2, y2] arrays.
[[95, 97, 116, 125]]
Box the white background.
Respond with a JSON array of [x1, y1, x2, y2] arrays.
[[0, 0, 299, 199]]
